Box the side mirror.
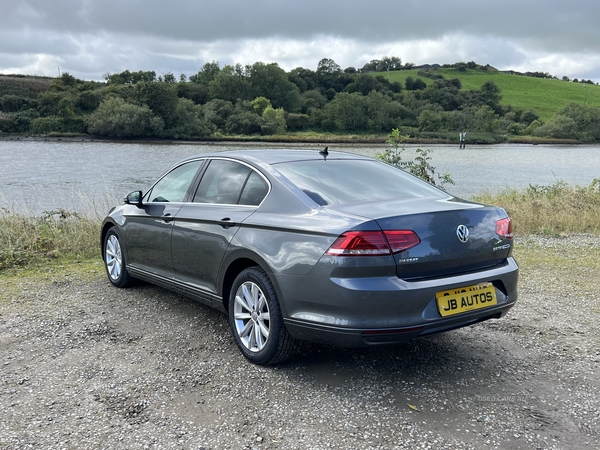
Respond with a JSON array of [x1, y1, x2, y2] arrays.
[[124, 190, 143, 207]]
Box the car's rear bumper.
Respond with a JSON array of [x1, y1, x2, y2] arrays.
[[280, 257, 519, 347], [284, 301, 515, 347]]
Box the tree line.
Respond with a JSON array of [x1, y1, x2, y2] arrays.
[[1, 58, 599, 142]]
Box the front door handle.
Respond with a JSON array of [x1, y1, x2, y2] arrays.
[[161, 213, 173, 223]]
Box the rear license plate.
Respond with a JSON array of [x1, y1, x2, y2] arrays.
[[436, 282, 497, 317]]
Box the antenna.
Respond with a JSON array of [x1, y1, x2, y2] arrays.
[[319, 146, 329, 160]]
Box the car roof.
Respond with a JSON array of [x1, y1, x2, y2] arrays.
[[181, 149, 371, 165]]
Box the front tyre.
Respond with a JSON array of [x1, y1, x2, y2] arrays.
[[103, 228, 135, 288], [229, 267, 295, 365]]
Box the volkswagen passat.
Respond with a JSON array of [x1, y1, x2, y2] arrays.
[[101, 149, 518, 365]]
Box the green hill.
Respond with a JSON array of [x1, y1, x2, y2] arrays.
[[381, 68, 600, 122]]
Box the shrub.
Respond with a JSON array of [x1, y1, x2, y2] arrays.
[[375, 128, 454, 188], [87, 97, 164, 138], [261, 107, 286, 135], [533, 115, 578, 139]]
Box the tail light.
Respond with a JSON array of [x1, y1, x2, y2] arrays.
[[496, 217, 513, 239], [326, 230, 420, 256]]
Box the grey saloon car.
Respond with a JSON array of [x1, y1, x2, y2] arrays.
[[101, 149, 518, 365]]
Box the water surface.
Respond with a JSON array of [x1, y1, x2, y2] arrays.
[[0, 140, 597, 215]]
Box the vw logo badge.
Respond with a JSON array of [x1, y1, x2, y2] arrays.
[[456, 225, 470, 243]]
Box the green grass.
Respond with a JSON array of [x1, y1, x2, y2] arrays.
[[2, 180, 599, 274], [472, 180, 600, 235], [382, 68, 600, 122], [0, 208, 101, 273]]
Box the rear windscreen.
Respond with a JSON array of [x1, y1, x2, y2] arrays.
[[273, 159, 444, 206]]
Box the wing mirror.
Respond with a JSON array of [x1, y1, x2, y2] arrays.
[[124, 190, 143, 207]]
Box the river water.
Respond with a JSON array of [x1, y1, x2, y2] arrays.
[[0, 139, 598, 216]]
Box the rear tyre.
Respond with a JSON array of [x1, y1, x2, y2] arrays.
[[103, 228, 135, 288], [229, 267, 295, 365]]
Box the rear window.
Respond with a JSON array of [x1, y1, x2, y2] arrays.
[[274, 159, 443, 206]]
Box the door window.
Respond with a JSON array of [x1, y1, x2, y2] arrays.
[[194, 160, 253, 204], [146, 161, 203, 203]]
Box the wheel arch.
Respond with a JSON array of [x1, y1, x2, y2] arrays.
[[219, 251, 284, 314], [100, 220, 117, 262]]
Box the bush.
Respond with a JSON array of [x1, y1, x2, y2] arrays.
[[533, 115, 578, 139], [375, 128, 454, 188], [87, 97, 164, 138], [286, 113, 310, 131], [261, 107, 286, 135]]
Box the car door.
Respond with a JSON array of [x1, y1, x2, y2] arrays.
[[124, 160, 205, 280], [171, 158, 269, 294]]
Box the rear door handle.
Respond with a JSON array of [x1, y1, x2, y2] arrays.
[[218, 217, 236, 229]]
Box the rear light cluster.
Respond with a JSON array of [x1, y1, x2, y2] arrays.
[[326, 230, 420, 256], [496, 218, 513, 239]]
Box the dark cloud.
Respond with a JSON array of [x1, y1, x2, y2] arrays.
[[1, 0, 599, 81]]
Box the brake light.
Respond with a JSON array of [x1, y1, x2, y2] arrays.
[[326, 230, 420, 256], [384, 230, 421, 253], [496, 217, 513, 239]]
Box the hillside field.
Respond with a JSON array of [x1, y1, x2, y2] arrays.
[[381, 68, 600, 121]]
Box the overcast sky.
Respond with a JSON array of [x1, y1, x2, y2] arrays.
[[2, 0, 600, 82]]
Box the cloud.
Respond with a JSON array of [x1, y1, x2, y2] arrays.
[[1, 0, 599, 81]]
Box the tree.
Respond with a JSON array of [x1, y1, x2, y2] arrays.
[[533, 115, 578, 139], [161, 72, 177, 84], [301, 90, 327, 113], [251, 96, 272, 116], [323, 92, 368, 131], [418, 109, 442, 131], [208, 64, 251, 103], [261, 106, 286, 135], [224, 102, 262, 135], [76, 90, 103, 112], [190, 61, 221, 86], [165, 98, 214, 139], [202, 99, 235, 131], [57, 97, 75, 117], [248, 62, 301, 112], [412, 78, 427, 90], [520, 110, 539, 126], [479, 80, 503, 112], [474, 105, 501, 132], [379, 56, 402, 77], [176, 82, 209, 105], [365, 91, 402, 131], [288, 67, 317, 93], [134, 81, 179, 128], [316, 58, 344, 93], [87, 97, 164, 138]]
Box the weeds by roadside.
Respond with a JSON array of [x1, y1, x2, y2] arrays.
[[473, 179, 600, 235], [0, 207, 100, 272], [2, 179, 600, 273]]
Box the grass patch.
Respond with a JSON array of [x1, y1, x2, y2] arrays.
[[0, 208, 101, 272], [2, 180, 599, 275], [472, 179, 600, 235]]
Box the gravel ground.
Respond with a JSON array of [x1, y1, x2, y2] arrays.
[[1, 235, 599, 450]]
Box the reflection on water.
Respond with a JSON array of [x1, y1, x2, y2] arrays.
[[0, 140, 598, 215]]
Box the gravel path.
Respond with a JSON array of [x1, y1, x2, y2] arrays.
[[1, 235, 599, 449]]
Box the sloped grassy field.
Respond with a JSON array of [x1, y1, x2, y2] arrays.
[[383, 68, 600, 122]]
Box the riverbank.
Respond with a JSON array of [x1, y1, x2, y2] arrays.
[[0, 133, 584, 146]]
